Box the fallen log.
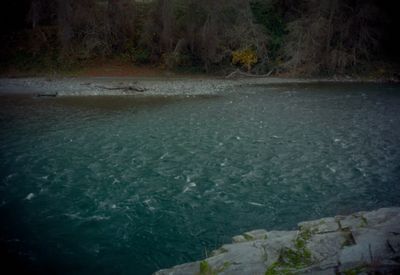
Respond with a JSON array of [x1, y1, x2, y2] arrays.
[[94, 85, 146, 92], [36, 93, 58, 97], [225, 69, 274, 79]]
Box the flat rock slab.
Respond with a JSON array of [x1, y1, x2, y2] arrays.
[[154, 207, 400, 275], [298, 217, 340, 233]]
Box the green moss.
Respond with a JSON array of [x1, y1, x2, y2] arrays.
[[298, 226, 317, 241], [198, 260, 231, 275], [278, 246, 312, 268], [294, 237, 306, 250], [265, 226, 314, 274], [199, 260, 215, 275], [359, 216, 368, 227], [265, 262, 294, 275], [265, 263, 278, 275], [211, 247, 228, 257], [243, 233, 255, 241], [342, 265, 366, 275], [351, 214, 368, 228], [284, 229, 313, 268], [264, 246, 312, 273]]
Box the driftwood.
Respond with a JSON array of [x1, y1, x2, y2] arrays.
[[36, 93, 58, 97], [80, 82, 146, 93], [225, 69, 273, 79], [94, 85, 146, 92]]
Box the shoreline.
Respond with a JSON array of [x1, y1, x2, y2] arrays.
[[154, 207, 400, 275], [0, 76, 397, 97]]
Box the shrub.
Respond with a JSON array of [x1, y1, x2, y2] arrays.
[[128, 47, 150, 64], [162, 52, 191, 70], [232, 48, 258, 71]]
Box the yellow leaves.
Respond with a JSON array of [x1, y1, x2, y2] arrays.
[[232, 48, 258, 71]]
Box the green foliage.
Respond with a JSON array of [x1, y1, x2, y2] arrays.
[[2, 0, 393, 76], [359, 216, 368, 227], [243, 233, 256, 241], [127, 47, 150, 64], [278, 246, 312, 268], [4, 47, 75, 74], [173, 0, 207, 29], [265, 262, 294, 275], [250, 0, 287, 61], [162, 52, 191, 70], [199, 260, 215, 275], [198, 260, 231, 275], [283, 0, 385, 75], [342, 265, 367, 275], [297, 226, 316, 242], [265, 226, 314, 274]]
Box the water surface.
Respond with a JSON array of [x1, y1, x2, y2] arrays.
[[1, 83, 400, 274]]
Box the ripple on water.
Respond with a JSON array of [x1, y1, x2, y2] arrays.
[[0, 84, 400, 274]]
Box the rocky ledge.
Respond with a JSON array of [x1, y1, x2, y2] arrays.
[[155, 207, 400, 275]]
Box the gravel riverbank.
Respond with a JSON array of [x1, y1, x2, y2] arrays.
[[0, 76, 364, 96]]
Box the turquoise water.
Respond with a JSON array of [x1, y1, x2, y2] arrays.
[[1, 83, 400, 274]]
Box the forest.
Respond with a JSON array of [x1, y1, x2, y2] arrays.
[[0, 0, 399, 77]]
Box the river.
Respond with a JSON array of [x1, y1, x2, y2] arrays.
[[1, 82, 399, 274]]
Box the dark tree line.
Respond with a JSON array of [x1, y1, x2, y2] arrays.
[[0, 0, 398, 75], [283, 0, 384, 74]]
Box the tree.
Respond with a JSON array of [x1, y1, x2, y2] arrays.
[[282, 0, 382, 74], [140, 0, 268, 72]]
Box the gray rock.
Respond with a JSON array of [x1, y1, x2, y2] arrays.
[[243, 229, 268, 240], [363, 207, 400, 228], [336, 212, 368, 231], [155, 261, 200, 275], [266, 230, 297, 240], [298, 217, 340, 233], [154, 207, 400, 275], [232, 229, 268, 243], [306, 231, 345, 262], [232, 235, 247, 243]]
